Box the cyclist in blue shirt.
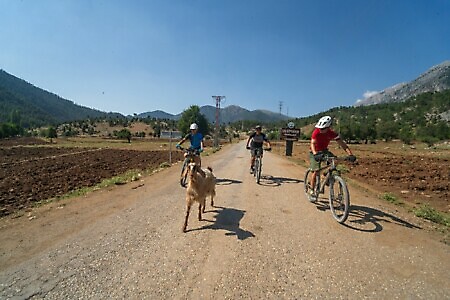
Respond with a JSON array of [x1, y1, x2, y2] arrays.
[[176, 123, 204, 166]]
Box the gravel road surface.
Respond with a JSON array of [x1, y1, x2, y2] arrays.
[[0, 142, 449, 299]]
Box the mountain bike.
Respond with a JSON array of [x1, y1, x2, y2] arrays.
[[249, 147, 271, 184], [303, 154, 355, 223], [178, 146, 201, 188]]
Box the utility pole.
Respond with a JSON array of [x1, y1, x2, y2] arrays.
[[212, 95, 225, 148], [278, 101, 283, 153]]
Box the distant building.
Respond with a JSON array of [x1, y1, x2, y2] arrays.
[[160, 131, 182, 139]]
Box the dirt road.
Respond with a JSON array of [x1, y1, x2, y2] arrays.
[[0, 142, 449, 299]]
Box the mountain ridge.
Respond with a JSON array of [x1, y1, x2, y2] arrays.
[[0, 69, 122, 127], [1, 69, 288, 127], [355, 61, 450, 106], [137, 104, 289, 124]]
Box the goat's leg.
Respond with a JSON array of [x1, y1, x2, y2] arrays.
[[201, 197, 207, 214], [198, 203, 202, 220], [210, 194, 214, 207], [183, 203, 191, 233], [201, 198, 206, 213]]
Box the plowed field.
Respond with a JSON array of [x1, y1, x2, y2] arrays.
[[275, 141, 449, 213], [0, 144, 183, 216], [344, 155, 449, 211]]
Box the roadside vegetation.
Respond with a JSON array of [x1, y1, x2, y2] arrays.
[[413, 204, 450, 228], [380, 193, 404, 206]]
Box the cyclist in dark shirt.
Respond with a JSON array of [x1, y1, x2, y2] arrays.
[[246, 125, 272, 173]]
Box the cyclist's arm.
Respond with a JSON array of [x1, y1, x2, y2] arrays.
[[310, 138, 318, 155], [177, 133, 191, 148], [336, 138, 353, 155], [177, 137, 187, 147], [262, 134, 271, 148], [200, 139, 204, 152], [245, 136, 252, 148]]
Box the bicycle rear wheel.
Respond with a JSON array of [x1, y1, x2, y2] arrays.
[[329, 175, 350, 223], [255, 158, 262, 183], [303, 169, 318, 202], [180, 160, 189, 187]]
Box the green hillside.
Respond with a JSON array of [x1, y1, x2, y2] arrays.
[[292, 90, 450, 144], [0, 69, 121, 128]]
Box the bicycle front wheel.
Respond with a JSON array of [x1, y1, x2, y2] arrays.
[[180, 160, 189, 187], [329, 175, 350, 223], [255, 158, 262, 183]]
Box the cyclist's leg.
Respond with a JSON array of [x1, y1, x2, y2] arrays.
[[250, 149, 256, 168], [309, 152, 319, 190], [194, 154, 201, 167], [194, 155, 206, 177]]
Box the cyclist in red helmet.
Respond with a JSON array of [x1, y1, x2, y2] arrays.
[[309, 116, 356, 198]]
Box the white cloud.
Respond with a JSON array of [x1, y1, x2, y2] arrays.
[[356, 90, 379, 103], [363, 90, 379, 98]]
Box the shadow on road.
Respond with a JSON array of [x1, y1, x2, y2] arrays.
[[258, 175, 302, 187], [313, 198, 421, 232], [344, 205, 422, 232], [190, 206, 255, 240], [215, 178, 243, 185]]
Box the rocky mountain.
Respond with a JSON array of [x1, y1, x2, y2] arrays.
[[355, 61, 450, 106], [138, 104, 289, 124], [0, 69, 122, 127]]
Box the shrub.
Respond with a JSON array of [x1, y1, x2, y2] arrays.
[[414, 204, 450, 227], [380, 193, 403, 205]]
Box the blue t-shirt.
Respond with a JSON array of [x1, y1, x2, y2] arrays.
[[185, 132, 203, 149]]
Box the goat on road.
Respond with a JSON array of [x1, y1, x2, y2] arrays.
[[183, 163, 216, 232]]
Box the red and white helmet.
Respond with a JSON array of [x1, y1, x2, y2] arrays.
[[315, 116, 332, 129]]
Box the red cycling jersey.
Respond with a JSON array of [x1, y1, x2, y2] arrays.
[[311, 128, 340, 152]]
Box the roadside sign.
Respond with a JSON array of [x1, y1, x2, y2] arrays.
[[280, 128, 300, 141], [280, 125, 300, 155]]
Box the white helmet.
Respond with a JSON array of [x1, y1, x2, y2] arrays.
[[315, 116, 332, 129], [190, 123, 198, 130]]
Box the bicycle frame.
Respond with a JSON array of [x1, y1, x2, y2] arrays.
[[250, 147, 270, 184], [304, 154, 351, 223], [254, 148, 263, 183], [315, 156, 340, 195], [178, 147, 200, 187]]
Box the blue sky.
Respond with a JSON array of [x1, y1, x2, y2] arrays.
[[1, 0, 449, 118]]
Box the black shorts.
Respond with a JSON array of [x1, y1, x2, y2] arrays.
[[251, 147, 263, 157]]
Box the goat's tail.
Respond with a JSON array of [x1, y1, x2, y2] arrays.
[[207, 166, 213, 172]]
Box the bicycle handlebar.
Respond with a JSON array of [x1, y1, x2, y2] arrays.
[[247, 147, 272, 151], [177, 146, 201, 155], [317, 153, 356, 163]]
